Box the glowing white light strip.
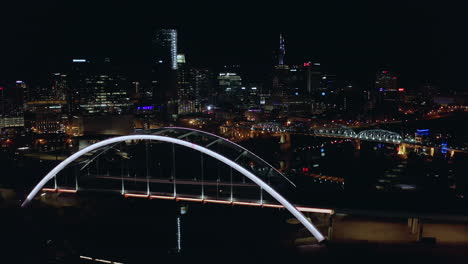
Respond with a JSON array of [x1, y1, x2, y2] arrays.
[[149, 195, 175, 200], [296, 206, 334, 214], [204, 199, 233, 205], [79, 256, 124, 264], [123, 193, 148, 198], [176, 197, 204, 202], [232, 201, 263, 207], [57, 189, 77, 193], [262, 204, 284, 209], [95, 259, 112, 264], [176, 216, 181, 251], [23, 134, 325, 242]]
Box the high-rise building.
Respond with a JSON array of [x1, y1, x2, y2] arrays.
[[370, 69, 403, 118], [0, 81, 26, 129], [272, 34, 291, 96], [321, 73, 339, 92], [374, 69, 399, 103], [192, 68, 214, 104], [278, 34, 286, 66], [175, 54, 214, 114], [50, 73, 68, 101], [176, 54, 196, 114], [152, 29, 179, 118], [80, 74, 130, 114], [218, 72, 242, 94], [68, 58, 131, 115], [23, 73, 70, 133], [68, 59, 92, 114], [154, 29, 178, 70], [303, 62, 321, 94], [176, 54, 192, 100]]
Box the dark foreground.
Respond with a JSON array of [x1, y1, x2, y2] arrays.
[[1, 194, 468, 264]]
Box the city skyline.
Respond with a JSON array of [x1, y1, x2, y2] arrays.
[[2, 1, 467, 91], [1, 2, 468, 262]]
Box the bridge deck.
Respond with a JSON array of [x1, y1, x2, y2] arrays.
[[40, 187, 334, 214]]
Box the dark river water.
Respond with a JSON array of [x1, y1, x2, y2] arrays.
[[241, 114, 468, 214], [1, 114, 467, 263]]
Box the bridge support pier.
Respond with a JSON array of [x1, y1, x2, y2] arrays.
[[417, 220, 424, 242], [398, 143, 407, 156], [408, 217, 424, 241], [279, 133, 291, 151], [354, 139, 361, 151], [327, 213, 334, 241]]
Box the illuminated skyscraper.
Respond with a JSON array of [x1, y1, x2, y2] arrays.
[[374, 69, 399, 103], [272, 34, 290, 96], [50, 73, 68, 101], [67, 58, 131, 115], [218, 72, 242, 94], [154, 29, 178, 70], [152, 29, 179, 116], [278, 34, 285, 66], [69, 59, 91, 114], [0, 81, 26, 129], [369, 69, 402, 117]]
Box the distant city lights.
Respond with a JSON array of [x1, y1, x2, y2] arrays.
[[137, 106, 154, 110]]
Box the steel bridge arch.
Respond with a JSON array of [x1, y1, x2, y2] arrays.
[[357, 129, 403, 142], [315, 125, 357, 137], [22, 133, 325, 242]]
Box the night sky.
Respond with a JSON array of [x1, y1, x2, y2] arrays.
[[1, 1, 467, 90]]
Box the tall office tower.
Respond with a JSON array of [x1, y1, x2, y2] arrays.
[[152, 29, 178, 118], [278, 34, 286, 66], [303, 62, 321, 94], [176, 62, 213, 114], [371, 69, 402, 117], [0, 81, 26, 129], [321, 74, 339, 92], [68, 59, 91, 114], [67, 58, 131, 115], [81, 59, 131, 115], [218, 72, 242, 94], [154, 29, 178, 70], [272, 34, 290, 96], [192, 68, 214, 106], [176, 54, 197, 114], [51, 73, 68, 101], [374, 69, 399, 103], [81, 74, 130, 114], [14, 80, 27, 104], [274, 34, 288, 71], [0, 81, 26, 115], [176, 54, 192, 100]]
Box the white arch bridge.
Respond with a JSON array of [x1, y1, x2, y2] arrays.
[[22, 127, 327, 242]]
